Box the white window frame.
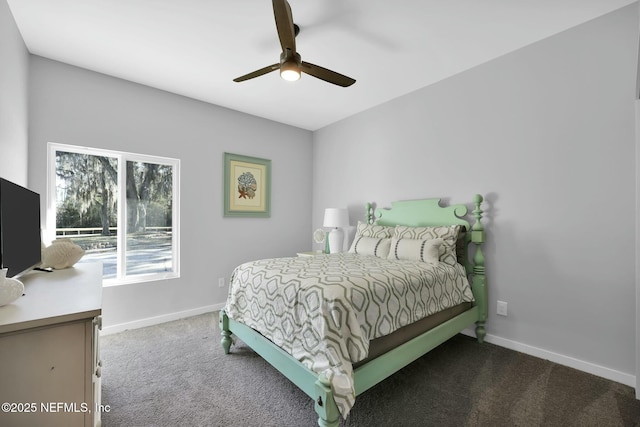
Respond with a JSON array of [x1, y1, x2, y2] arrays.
[[47, 142, 180, 286]]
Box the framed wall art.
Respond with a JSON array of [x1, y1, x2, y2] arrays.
[[224, 152, 271, 218]]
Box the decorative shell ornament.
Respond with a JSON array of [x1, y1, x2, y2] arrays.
[[0, 268, 24, 306], [41, 239, 85, 270], [313, 228, 326, 244]]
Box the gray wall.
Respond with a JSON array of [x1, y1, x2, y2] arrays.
[[28, 56, 313, 329], [6, 0, 639, 387], [313, 5, 638, 380], [0, 0, 28, 185]]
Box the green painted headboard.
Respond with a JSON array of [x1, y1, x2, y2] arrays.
[[365, 195, 487, 333], [367, 198, 472, 229]]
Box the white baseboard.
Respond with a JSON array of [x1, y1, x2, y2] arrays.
[[101, 303, 225, 335], [102, 308, 636, 391], [462, 328, 636, 388]]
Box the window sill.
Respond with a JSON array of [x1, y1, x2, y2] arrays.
[[103, 272, 180, 287]]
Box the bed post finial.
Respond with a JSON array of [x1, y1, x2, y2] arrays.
[[472, 194, 484, 231], [470, 194, 487, 343], [365, 202, 373, 224]]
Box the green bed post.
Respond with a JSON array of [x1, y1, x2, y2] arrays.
[[219, 309, 232, 354], [314, 374, 339, 427], [470, 194, 487, 343]]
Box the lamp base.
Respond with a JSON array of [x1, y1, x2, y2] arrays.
[[327, 228, 344, 254]]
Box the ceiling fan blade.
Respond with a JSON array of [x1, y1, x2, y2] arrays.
[[300, 61, 356, 87], [233, 64, 280, 82], [272, 0, 296, 53]]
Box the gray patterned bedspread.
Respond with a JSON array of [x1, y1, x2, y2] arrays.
[[224, 253, 474, 417]]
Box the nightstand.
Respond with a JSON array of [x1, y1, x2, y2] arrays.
[[296, 251, 324, 257]]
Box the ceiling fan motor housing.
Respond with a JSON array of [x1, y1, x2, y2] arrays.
[[280, 50, 301, 81]]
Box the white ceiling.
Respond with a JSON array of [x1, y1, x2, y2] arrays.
[[7, 0, 636, 131]]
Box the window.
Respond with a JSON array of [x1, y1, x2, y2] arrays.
[[47, 143, 180, 285]]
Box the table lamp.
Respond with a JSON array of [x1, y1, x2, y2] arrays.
[[323, 208, 349, 253]]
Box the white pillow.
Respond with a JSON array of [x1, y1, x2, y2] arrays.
[[387, 238, 443, 264], [392, 225, 461, 265], [349, 236, 392, 258], [348, 221, 395, 253]]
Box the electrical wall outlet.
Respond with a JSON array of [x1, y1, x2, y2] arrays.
[[496, 300, 508, 316], [218, 277, 225, 288]]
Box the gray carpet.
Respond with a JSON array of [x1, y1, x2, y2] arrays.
[[100, 313, 640, 426]]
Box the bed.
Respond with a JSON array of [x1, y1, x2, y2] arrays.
[[219, 195, 487, 426]]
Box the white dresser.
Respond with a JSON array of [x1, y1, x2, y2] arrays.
[[0, 263, 103, 427]]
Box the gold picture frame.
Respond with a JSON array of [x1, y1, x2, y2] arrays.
[[223, 152, 271, 217]]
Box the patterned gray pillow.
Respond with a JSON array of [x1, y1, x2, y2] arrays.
[[354, 221, 394, 238], [391, 225, 461, 265]]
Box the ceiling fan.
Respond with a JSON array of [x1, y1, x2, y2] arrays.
[[233, 0, 356, 87]]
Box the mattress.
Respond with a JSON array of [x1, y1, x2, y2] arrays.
[[354, 302, 472, 368]]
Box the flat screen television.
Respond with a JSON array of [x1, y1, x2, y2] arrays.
[[0, 178, 42, 278]]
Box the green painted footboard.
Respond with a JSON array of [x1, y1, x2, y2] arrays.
[[219, 305, 481, 427], [220, 194, 487, 427]]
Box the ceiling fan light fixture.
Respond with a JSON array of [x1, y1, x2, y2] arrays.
[[280, 61, 301, 82]]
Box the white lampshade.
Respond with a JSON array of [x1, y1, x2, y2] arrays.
[[323, 208, 349, 228]]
